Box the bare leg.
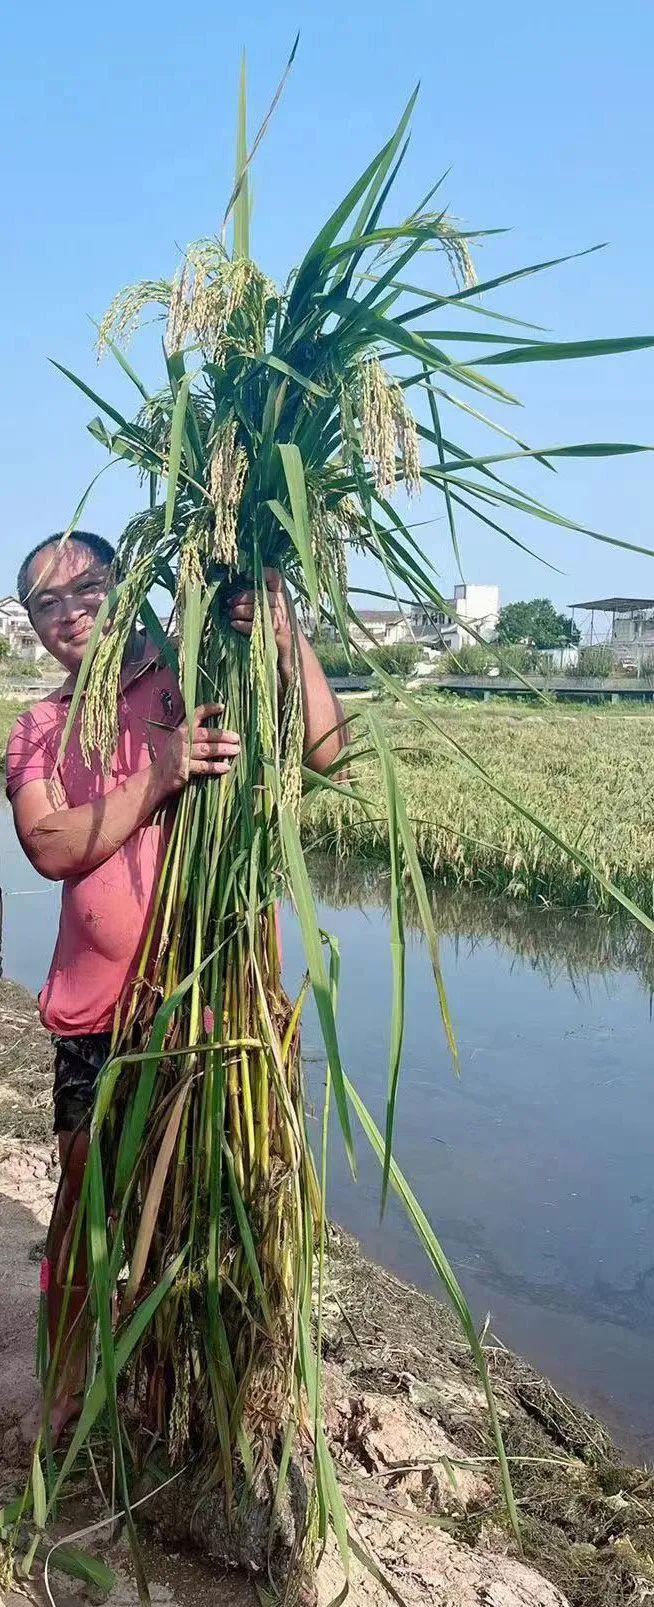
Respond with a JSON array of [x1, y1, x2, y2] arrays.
[[37, 1130, 89, 1439], [19, 1129, 89, 1447], [47, 1129, 89, 1434]]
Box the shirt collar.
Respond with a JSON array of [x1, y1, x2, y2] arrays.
[[55, 636, 162, 704]]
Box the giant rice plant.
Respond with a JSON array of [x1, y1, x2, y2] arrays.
[[11, 52, 654, 1602]]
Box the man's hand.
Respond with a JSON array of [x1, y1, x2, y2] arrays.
[[228, 568, 296, 675], [228, 567, 346, 777], [153, 703, 241, 799]]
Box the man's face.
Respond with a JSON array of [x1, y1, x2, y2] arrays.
[[26, 541, 110, 674]]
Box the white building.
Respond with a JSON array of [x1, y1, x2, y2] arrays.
[[348, 609, 413, 650], [538, 644, 579, 671], [411, 583, 500, 653], [321, 583, 500, 656], [0, 596, 48, 662]]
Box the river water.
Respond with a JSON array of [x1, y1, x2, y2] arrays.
[[1, 801, 653, 1460]]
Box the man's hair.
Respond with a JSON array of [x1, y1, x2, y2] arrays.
[[17, 531, 116, 612]]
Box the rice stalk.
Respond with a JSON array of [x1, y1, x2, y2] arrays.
[[17, 55, 654, 1603]]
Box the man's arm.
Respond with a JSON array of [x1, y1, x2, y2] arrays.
[[278, 629, 347, 775], [229, 569, 348, 776], [12, 705, 239, 882]]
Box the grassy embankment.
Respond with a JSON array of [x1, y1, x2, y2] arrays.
[[303, 696, 654, 915]]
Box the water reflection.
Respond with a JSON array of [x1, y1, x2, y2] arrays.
[[282, 856, 654, 1461], [307, 852, 654, 995]]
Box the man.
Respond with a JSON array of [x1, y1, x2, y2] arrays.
[[7, 530, 344, 1435]]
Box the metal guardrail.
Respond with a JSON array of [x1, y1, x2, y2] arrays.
[[327, 672, 654, 701], [434, 674, 654, 694], [7, 671, 654, 706]]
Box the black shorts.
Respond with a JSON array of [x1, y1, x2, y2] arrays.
[[52, 1032, 113, 1136]]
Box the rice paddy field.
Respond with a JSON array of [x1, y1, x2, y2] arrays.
[[4, 688, 654, 917], [302, 696, 654, 915]]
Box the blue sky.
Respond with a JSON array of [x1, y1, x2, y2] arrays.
[[2, 0, 654, 614]]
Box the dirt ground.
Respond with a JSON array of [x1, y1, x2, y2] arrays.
[[1, 979, 653, 1607]]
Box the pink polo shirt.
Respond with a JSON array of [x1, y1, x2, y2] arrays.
[[5, 647, 184, 1036]]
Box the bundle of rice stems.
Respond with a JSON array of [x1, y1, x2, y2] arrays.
[[9, 51, 654, 1603]]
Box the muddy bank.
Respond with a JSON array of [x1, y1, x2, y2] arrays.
[[1, 979, 653, 1607]]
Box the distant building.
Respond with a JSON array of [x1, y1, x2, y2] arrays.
[[317, 582, 501, 656], [538, 644, 579, 671], [569, 597, 654, 669], [348, 609, 413, 650], [0, 597, 47, 662], [411, 583, 500, 653]]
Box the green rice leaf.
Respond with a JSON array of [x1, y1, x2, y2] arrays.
[[448, 487, 563, 572], [223, 1140, 272, 1325], [222, 36, 298, 245], [277, 444, 320, 610], [393, 782, 459, 1074], [421, 364, 463, 577], [114, 937, 221, 1197], [91, 320, 149, 399], [288, 128, 406, 314], [87, 1142, 149, 1599], [51, 1248, 188, 1502], [165, 349, 205, 472], [50, 359, 143, 434], [433, 440, 654, 473], [281, 808, 355, 1173], [165, 369, 194, 537], [351, 86, 419, 241], [31, 1451, 46, 1531], [66, 461, 117, 531], [426, 468, 654, 560], [348, 1532, 410, 1607], [139, 597, 180, 676], [0, 1493, 30, 1532], [261, 353, 328, 397], [345, 1076, 521, 1548], [476, 334, 654, 366], [367, 714, 405, 1213], [233, 52, 250, 260], [49, 1546, 116, 1593], [448, 242, 606, 305], [426, 380, 559, 466], [182, 578, 202, 723], [298, 1310, 350, 1575]]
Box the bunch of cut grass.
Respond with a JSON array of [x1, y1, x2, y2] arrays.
[[10, 48, 654, 1603]]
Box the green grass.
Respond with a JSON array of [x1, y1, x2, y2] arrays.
[[303, 697, 654, 913]]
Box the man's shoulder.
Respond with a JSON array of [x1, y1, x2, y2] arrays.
[[5, 691, 66, 799], [7, 690, 65, 744]]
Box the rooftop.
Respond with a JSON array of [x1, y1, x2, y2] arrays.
[[569, 597, 654, 613], [355, 609, 404, 623]]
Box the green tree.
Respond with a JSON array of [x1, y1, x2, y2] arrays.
[[497, 598, 578, 648]]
